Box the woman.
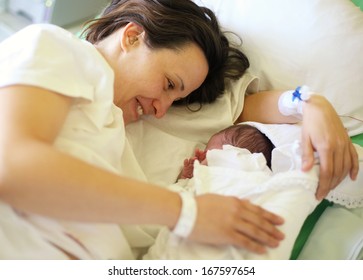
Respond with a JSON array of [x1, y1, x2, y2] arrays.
[[0, 0, 357, 259]]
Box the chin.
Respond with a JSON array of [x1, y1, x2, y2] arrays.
[[123, 109, 143, 125], [120, 106, 136, 126], [123, 115, 138, 126]]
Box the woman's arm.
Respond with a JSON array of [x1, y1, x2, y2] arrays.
[[237, 90, 297, 124], [0, 85, 180, 226], [237, 90, 359, 200], [0, 85, 284, 253]]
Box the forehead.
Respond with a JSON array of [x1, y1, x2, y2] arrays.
[[206, 133, 224, 150], [154, 43, 208, 89]]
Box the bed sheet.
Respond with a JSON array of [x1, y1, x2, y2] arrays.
[[297, 204, 363, 260], [295, 134, 363, 260], [243, 123, 363, 259]]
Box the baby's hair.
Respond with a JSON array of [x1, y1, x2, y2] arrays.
[[215, 124, 275, 168]]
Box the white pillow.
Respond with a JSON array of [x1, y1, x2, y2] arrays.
[[126, 73, 256, 186], [125, 0, 363, 186], [196, 0, 363, 135]]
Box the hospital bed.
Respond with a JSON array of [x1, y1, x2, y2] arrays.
[[125, 0, 363, 259]]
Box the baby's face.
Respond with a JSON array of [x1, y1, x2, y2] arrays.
[[205, 134, 224, 151], [202, 134, 225, 166]]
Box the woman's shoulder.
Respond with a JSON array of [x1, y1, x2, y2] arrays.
[[0, 23, 112, 102], [3, 24, 71, 46], [20, 23, 70, 37], [22, 24, 86, 53], [1, 23, 95, 60]]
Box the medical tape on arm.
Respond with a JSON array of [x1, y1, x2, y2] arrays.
[[172, 192, 197, 238], [278, 85, 313, 119]]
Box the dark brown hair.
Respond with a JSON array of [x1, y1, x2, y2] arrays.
[[82, 0, 249, 107], [212, 124, 275, 168]]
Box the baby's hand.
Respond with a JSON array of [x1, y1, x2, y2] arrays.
[[179, 149, 208, 179], [194, 148, 207, 162], [179, 157, 197, 179]]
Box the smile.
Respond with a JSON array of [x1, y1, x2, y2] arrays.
[[137, 101, 144, 116]]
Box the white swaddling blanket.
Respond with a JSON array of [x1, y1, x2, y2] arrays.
[[145, 123, 363, 260], [240, 123, 363, 260], [247, 122, 363, 208], [145, 144, 320, 260]]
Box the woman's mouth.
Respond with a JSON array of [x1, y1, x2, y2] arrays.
[[136, 101, 144, 116]]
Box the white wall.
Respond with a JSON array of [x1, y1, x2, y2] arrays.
[[0, 0, 8, 12]]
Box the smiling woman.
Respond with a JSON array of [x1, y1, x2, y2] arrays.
[[0, 0, 277, 260], [83, 0, 250, 107], [98, 32, 209, 124], [0, 0, 359, 260]]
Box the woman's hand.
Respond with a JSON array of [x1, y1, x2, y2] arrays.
[[301, 95, 359, 200], [189, 194, 285, 254]]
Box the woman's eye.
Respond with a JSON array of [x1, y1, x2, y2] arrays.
[[167, 78, 175, 90]]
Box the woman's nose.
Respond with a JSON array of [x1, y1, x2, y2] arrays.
[[153, 97, 173, 119]]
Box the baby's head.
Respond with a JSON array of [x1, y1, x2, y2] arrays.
[[206, 124, 275, 167]]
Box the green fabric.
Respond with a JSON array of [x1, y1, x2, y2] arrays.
[[351, 133, 363, 147], [290, 199, 333, 260], [352, 0, 363, 10], [290, 133, 363, 260]]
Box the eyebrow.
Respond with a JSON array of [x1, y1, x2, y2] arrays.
[[176, 74, 185, 91]]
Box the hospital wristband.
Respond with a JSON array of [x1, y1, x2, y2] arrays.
[[278, 85, 313, 119], [172, 192, 197, 238]]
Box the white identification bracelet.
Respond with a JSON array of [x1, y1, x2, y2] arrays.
[[172, 192, 197, 238], [278, 85, 313, 119]]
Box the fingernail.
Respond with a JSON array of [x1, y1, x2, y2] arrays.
[[257, 247, 267, 254], [278, 232, 285, 240], [270, 240, 280, 248]]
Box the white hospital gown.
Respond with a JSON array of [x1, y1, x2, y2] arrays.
[[0, 24, 141, 260]]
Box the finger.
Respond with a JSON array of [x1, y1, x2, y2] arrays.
[[240, 199, 284, 226], [229, 231, 267, 254], [241, 211, 285, 241], [194, 148, 201, 157], [316, 149, 334, 200], [300, 132, 315, 172], [330, 144, 345, 189], [232, 216, 283, 252], [349, 142, 359, 180], [235, 201, 285, 243]]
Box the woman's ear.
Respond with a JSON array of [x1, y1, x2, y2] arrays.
[[120, 22, 144, 52]]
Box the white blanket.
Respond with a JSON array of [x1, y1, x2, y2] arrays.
[[246, 122, 363, 259], [145, 144, 320, 260], [249, 122, 363, 208], [145, 123, 363, 260], [298, 204, 363, 260]]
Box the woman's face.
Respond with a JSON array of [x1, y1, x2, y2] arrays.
[[112, 29, 209, 125]]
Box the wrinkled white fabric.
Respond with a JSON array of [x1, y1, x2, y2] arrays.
[[0, 24, 136, 260], [298, 205, 363, 260], [247, 122, 363, 209], [144, 145, 319, 260]]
